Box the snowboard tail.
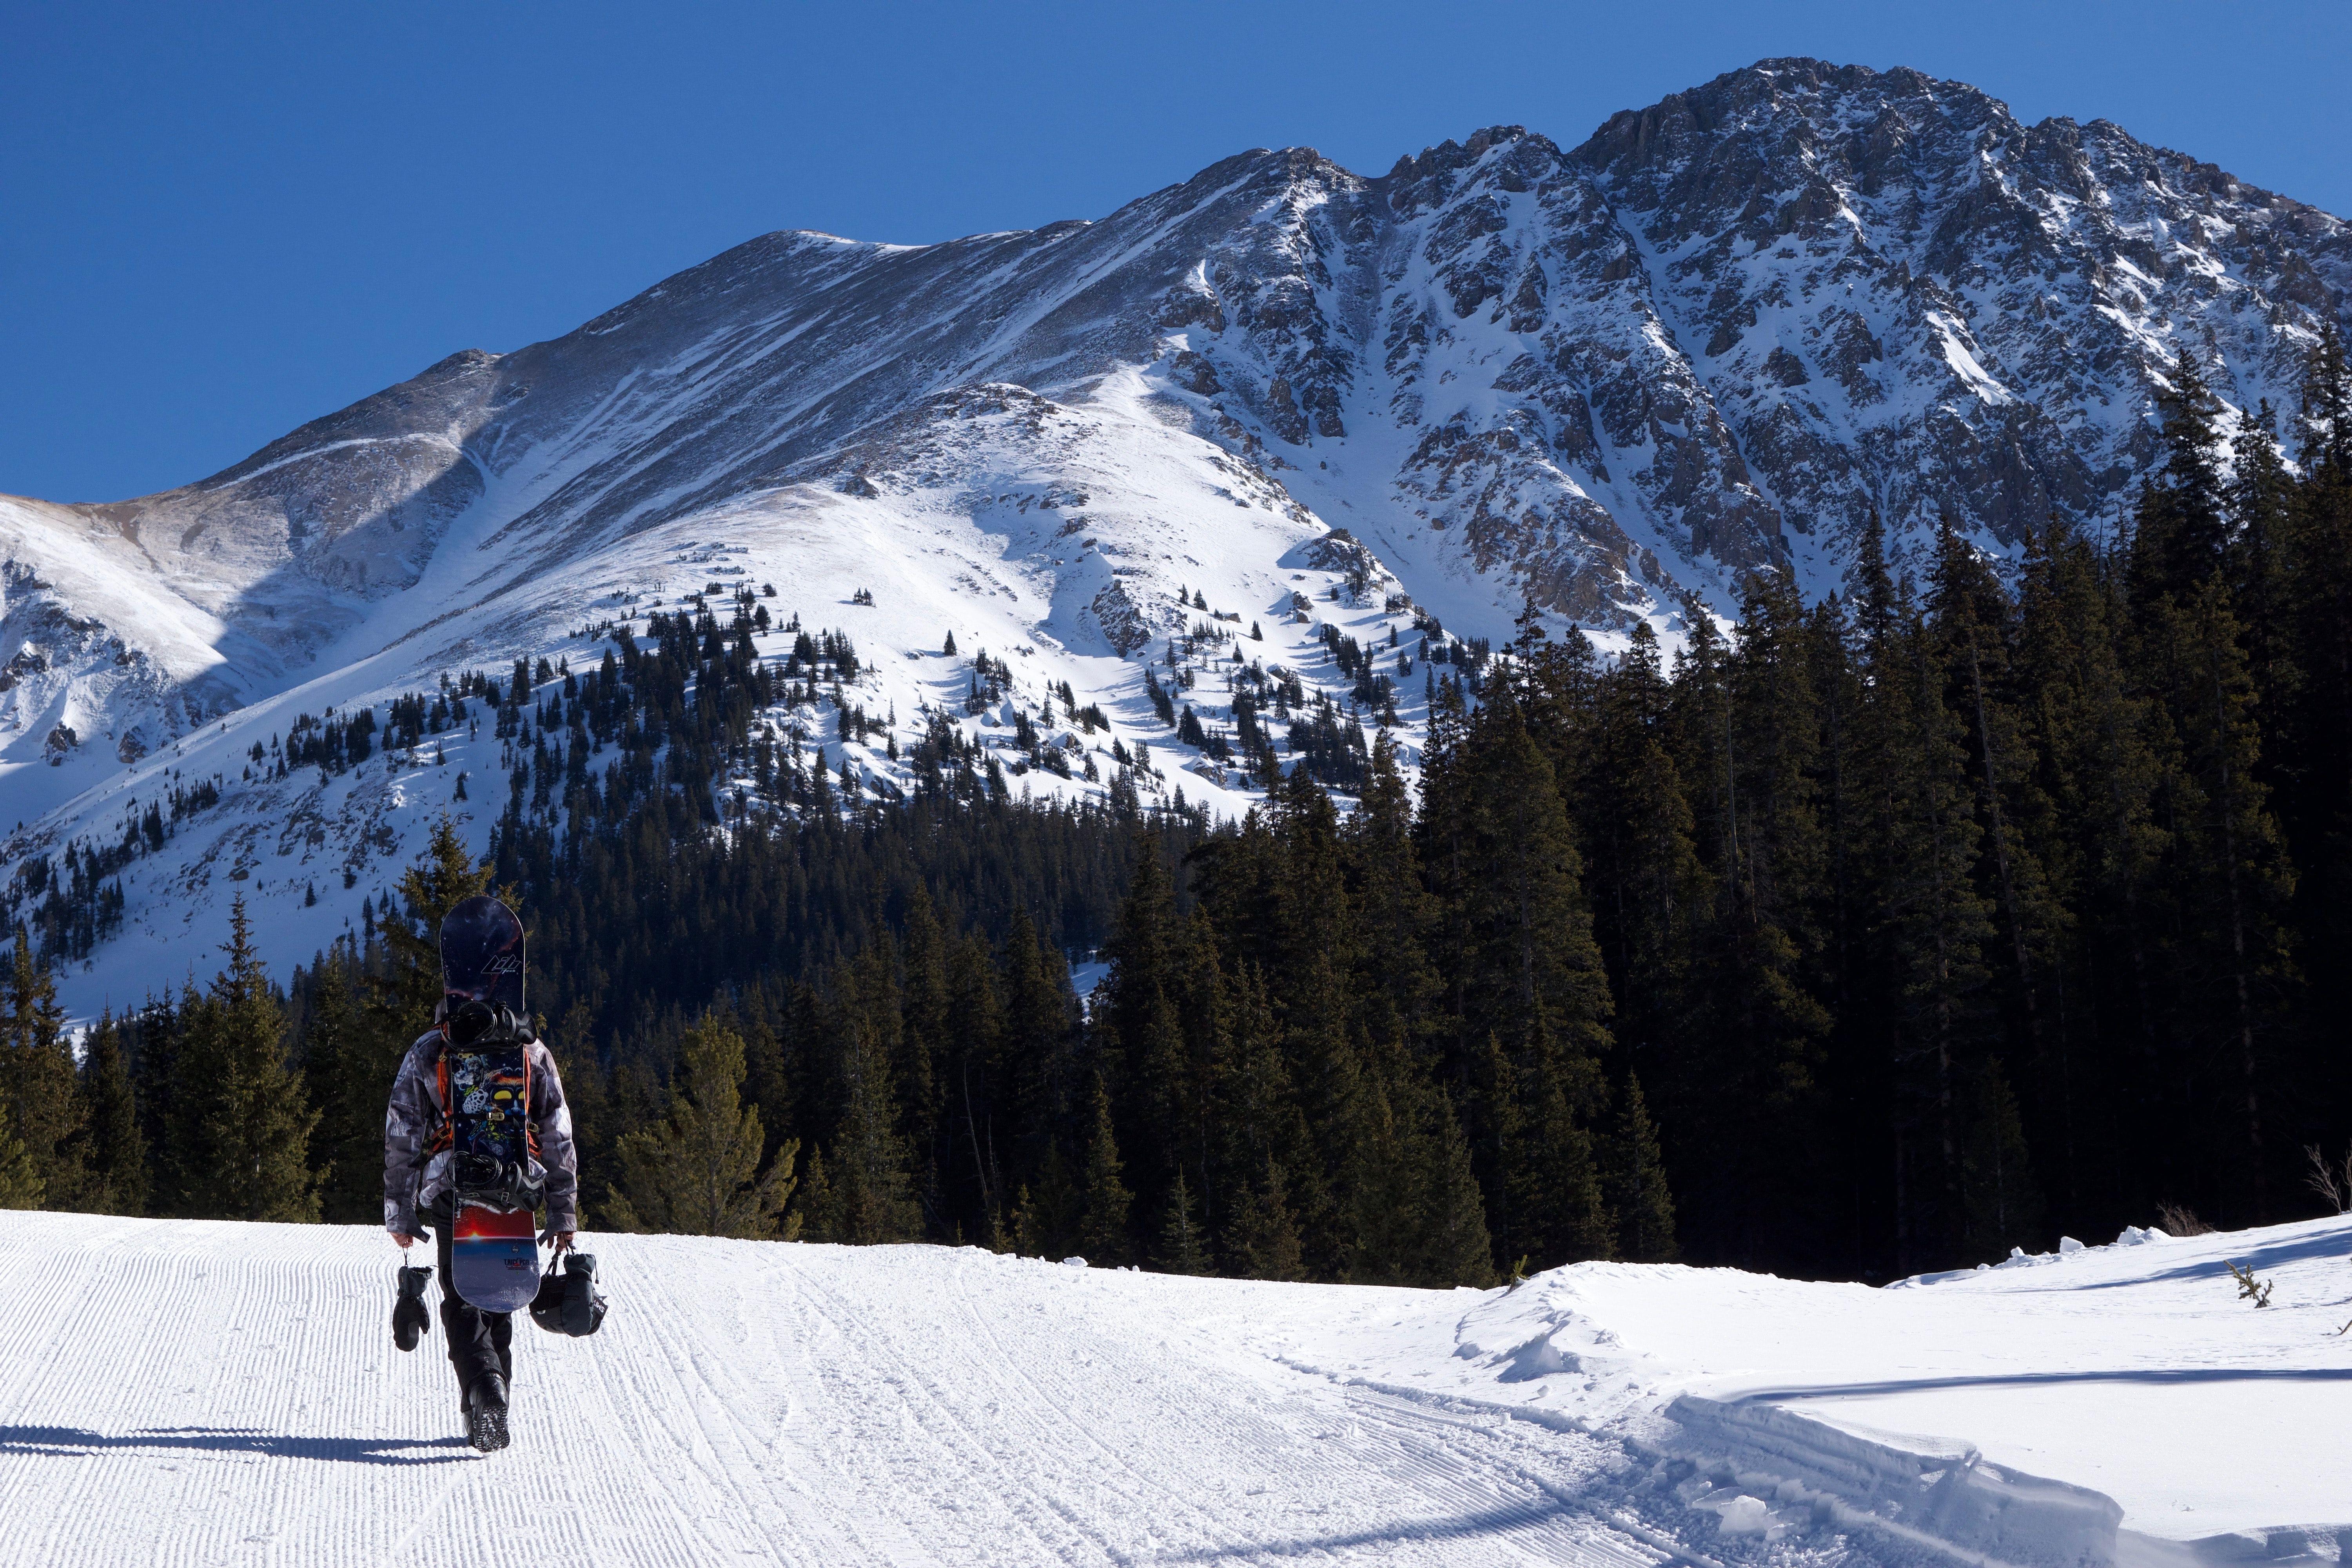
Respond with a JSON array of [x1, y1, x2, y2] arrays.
[[450, 1201, 539, 1313]]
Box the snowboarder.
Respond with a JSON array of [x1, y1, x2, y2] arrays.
[[383, 916, 578, 1453]]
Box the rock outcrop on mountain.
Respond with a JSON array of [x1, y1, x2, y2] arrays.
[[0, 58, 2345, 1003]]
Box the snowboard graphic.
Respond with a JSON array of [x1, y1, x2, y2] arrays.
[[441, 893, 526, 1014], [440, 897, 541, 1313]]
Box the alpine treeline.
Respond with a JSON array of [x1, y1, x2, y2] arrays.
[[4, 334, 2350, 1286]]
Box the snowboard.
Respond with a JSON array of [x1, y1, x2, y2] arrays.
[[440, 895, 541, 1314]]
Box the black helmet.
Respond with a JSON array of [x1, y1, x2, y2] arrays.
[[530, 1251, 608, 1338]]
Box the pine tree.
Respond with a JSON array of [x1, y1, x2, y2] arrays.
[[1654, 577, 1835, 1270], [2131, 351, 2230, 608], [1956, 1056, 2043, 1260], [556, 1002, 621, 1185], [2228, 400, 2302, 754], [939, 934, 1006, 1241], [1452, 688, 1612, 1067], [997, 913, 1076, 1206], [72, 1013, 148, 1215], [1344, 1035, 1495, 1286], [794, 1145, 834, 1241], [1411, 1081, 1495, 1286], [1470, 1030, 1522, 1273], [1225, 1154, 1304, 1281], [1606, 1073, 1676, 1262], [1345, 731, 1439, 1042], [174, 898, 321, 1222], [1278, 953, 1357, 1276], [1526, 1036, 1613, 1265], [607, 1015, 800, 1238], [127, 991, 180, 1194], [2283, 328, 2352, 1145], [374, 815, 493, 1039], [2296, 321, 2351, 483], [1074, 1073, 1132, 1264], [1010, 1141, 1081, 1259], [1341, 1067, 1417, 1284], [899, 893, 949, 1143], [1, 925, 84, 1208], [1425, 682, 1615, 1270], [1154, 1169, 1210, 1274], [822, 985, 921, 1245], [2017, 511, 2165, 1222], [1844, 511, 1999, 1270], [301, 945, 401, 1224], [0, 1120, 38, 1209], [1588, 622, 1707, 1085], [1169, 910, 1232, 1240], [1209, 964, 1313, 1262], [2141, 578, 2298, 1219]]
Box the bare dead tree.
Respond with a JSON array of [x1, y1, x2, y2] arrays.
[[2303, 1143, 2352, 1215]]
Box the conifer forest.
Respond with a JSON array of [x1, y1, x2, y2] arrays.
[[5, 338, 2352, 1289]]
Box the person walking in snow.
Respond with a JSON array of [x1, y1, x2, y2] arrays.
[[383, 996, 578, 1445]]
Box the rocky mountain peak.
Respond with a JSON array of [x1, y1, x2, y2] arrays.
[[1, 62, 2347, 1005]]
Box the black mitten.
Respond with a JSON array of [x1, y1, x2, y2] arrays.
[[393, 1265, 433, 1351]]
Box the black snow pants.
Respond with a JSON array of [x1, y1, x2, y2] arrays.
[[428, 1196, 514, 1402]]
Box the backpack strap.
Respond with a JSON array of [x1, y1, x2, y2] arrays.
[[522, 1042, 541, 1160], [425, 1037, 455, 1155]]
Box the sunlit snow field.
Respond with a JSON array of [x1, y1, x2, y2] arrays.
[[1, 1210, 2344, 1566]]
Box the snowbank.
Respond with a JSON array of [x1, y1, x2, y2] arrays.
[[1276, 1216, 2352, 1564]]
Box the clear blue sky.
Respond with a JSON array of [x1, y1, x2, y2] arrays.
[[5, 1, 2347, 503]]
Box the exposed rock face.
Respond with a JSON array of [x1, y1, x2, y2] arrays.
[[1562, 60, 2349, 562], [1163, 62, 2348, 609]]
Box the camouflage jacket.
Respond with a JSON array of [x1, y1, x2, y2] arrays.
[[383, 1030, 579, 1236]]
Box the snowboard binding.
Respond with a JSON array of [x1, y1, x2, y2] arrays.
[[392, 1265, 434, 1351], [444, 997, 533, 1049], [453, 1151, 545, 1214]]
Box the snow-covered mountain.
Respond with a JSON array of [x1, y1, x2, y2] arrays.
[[2, 57, 2346, 1008], [3, 1207, 2345, 1563]]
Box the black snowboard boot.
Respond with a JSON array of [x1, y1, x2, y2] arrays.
[[465, 1372, 510, 1453], [392, 1266, 433, 1352]]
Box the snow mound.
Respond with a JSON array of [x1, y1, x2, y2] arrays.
[[1278, 1216, 2352, 1566]]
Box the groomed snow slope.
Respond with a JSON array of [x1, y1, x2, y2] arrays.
[[0, 1211, 2344, 1568], [0, 1213, 1688, 1568]]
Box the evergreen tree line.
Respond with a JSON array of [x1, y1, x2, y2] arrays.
[[1432, 332, 2352, 1280], [0, 903, 316, 1222], [5, 332, 2351, 1289]]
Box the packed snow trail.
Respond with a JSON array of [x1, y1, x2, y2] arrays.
[[0, 1214, 1753, 1568], [7, 1212, 2347, 1566]]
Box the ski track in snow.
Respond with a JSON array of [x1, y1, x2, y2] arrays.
[[0, 1215, 1808, 1568], [10, 1211, 2348, 1566]]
